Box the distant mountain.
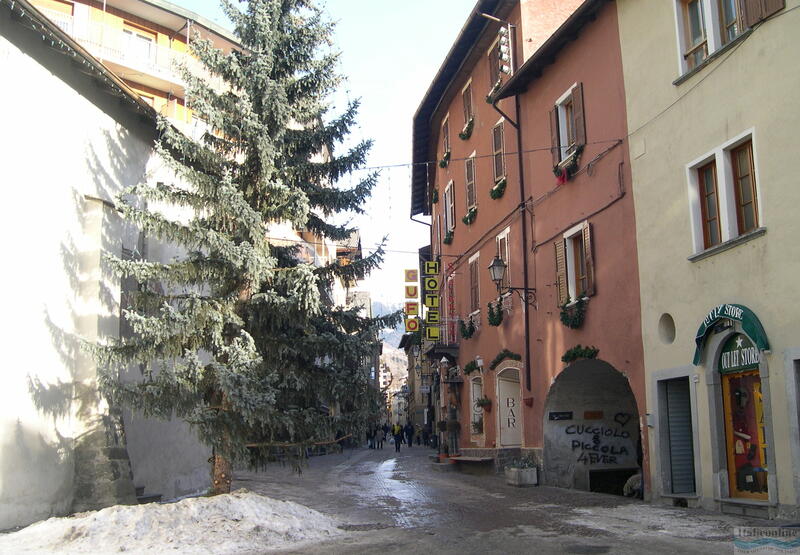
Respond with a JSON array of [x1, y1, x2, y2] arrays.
[[372, 300, 405, 348]]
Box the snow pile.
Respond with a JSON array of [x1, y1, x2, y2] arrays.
[[0, 489, 342, 554], [565, 505, 731, 540]]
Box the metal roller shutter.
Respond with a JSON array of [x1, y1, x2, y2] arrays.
[[666, 377, 696, 494]]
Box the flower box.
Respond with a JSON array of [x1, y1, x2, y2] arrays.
[[505, 467, 538, 487]]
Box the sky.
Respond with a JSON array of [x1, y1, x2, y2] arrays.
[[186, 0, 477, 306]]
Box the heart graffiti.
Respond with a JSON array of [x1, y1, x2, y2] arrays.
[[614, 412, 632, 427]]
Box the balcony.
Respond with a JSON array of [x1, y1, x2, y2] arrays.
[[40, 7, 188, 91]]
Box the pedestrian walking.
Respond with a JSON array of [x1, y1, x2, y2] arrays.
[[392, 423, 403, 452], [404, 422, 414, 448], [375, 425, 384, 449], [366, 427, 375, 449]]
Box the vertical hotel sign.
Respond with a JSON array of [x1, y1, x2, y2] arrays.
[[423, 261, 440, 341], [404, 269, 420, 332]]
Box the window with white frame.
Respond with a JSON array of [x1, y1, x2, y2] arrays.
[[549, 83, 586, 164], [444, 181, 455, 232], [465, 154, 476, 209], [674, 0, 784, 74], [471, 376, 484, 433], [687, 133, 761, 254], [554, 221, 594, 306], [492, 121, 505, 183], [468, 252, 480, 314], [496, 227, 510, 291]]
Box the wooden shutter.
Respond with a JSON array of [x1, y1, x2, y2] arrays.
[[573, 83, 586, 148], [549, 107, 560, 165], [741, 0, 783, 27], [582, 221, 595, 296], [761, 0, 784, 19], [554, 240, 568, 305], [469, 259, 479, 313]]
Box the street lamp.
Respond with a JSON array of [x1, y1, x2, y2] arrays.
[[488, 256, 537, 307]]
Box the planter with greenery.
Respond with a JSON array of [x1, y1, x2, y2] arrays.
[[559, 295, 587, 329], [561, 344, 599, 363], [487, 300, 503, 326], [431, 187, 439, 204], [505, 456, 538, 486], [439, 150, 451, 168], [490, 177, 507, 199], [485, 80, 501, 103], [443, 230, 453, 245], [471, 416, 483, 434], [463, 360, 480, 375], [459, 117, 474, 140], [489, 349, 522, 370], [459, 318, 476, 339], [476, 396, 492, 412], [462, 206, 477, 225], [553, 145, 584, 181]]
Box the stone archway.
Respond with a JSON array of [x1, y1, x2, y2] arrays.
[[543, 359, 640, 495]]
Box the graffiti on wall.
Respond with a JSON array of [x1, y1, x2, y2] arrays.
[[565, 413, 634, 465]]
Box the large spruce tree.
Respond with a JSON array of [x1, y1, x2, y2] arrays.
[[96, 0, 396, 494]]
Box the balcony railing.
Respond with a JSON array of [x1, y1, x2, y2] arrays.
[[39, 7, 187, 86]]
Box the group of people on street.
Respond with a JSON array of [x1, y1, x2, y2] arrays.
[[366, 422, 436, 453]]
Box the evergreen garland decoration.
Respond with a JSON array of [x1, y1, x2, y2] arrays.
[[92, 0, 400, 493], [463, 360, 479, 375], [552, 145, 585, 180], [559, 295, 587, 329], [459, 319, 476, 339], [489, 349, 522, 370], [487, 300, 503, 326], [458, 118, 474, 140], [490, 177, 507, 199], [475, 396, 492, 408], [462, 206, 477, 225], [443, 230, 453, 245], [431, 188, 439, 204], [561, 344, 599, 363], [439, 151, 451, 168]]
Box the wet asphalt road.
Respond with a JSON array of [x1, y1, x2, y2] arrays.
[[234, 443, 772, 554]]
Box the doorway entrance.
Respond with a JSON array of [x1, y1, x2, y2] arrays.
[[497, 368, 521, 447]]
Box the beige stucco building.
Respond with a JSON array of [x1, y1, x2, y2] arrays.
[[617, 0, 800, 518]]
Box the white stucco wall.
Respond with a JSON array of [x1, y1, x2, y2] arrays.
[[617, 0, 800, 514], [0, 20, 208, 526]]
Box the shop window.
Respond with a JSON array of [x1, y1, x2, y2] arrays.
[[687, 133, 762, 255], [471, 377, 484, 434], [549, 83, 586, 165], [554, 221, 594, 306], [719, 334, 768, 499], [674, 0, 784, 75]]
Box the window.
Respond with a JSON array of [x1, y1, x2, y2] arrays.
[[471, 377, 484, 433], [488, 38, 501, 89], [698, 161, 721, 248], [465, 155, 476, 209], [554, 221, 594, 305], [462, 81, 473, 124], [442, 116, 451, 156], [496, 228, 510, 291], [675, 0, 783, 74], [550, 83, 586, 164], [444, 181, 455, 232], [681, 0, 709, 69], [469, 253, 480, 314], [687, 133, 761, 254], [731, 140, 758, 234], [492, 121, 505, 182], [123, 22, 157, 66]]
